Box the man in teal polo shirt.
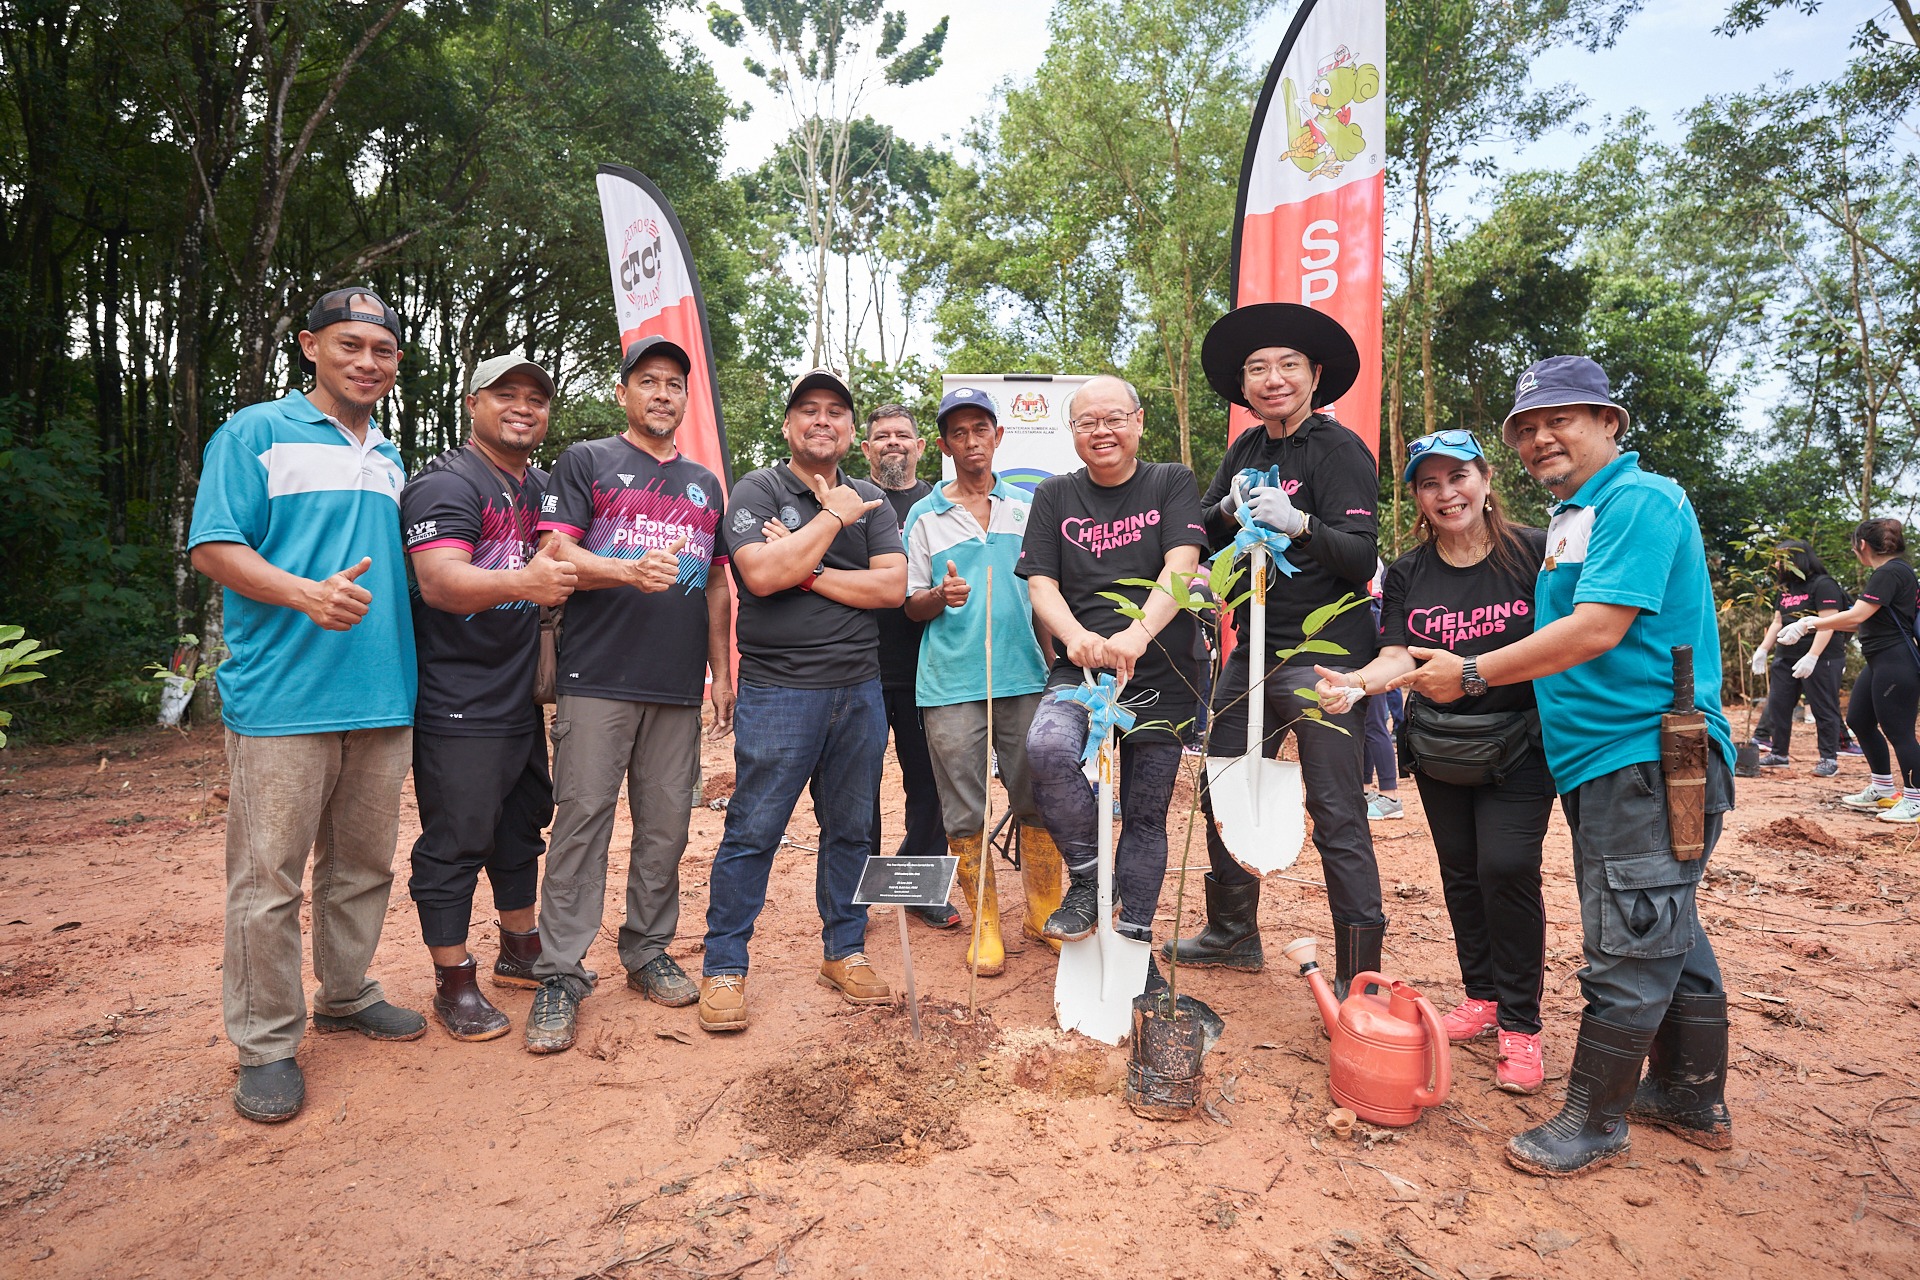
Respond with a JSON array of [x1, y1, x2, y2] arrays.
[[189, 287, 424, 1124], [1393, 356, 1736, 1177], [903, 387, 1057, 976]]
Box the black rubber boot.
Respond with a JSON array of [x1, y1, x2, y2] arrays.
[[1331, 919, 1384, 1001], [233, 1058, 305, 1123], [493, 924, 542, 990], [1507, 1012, 1655, 1177], [433, 958, 511, 1041], [1627, 991, 1733, 1150], [1043, 866, 1099, 941], [1159, 875, 1264, 971]]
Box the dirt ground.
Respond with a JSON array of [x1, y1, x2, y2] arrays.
[[2, 716, 1918, 1279]]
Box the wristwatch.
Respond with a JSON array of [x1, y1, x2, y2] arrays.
[[1461, 655, 1488, 697]]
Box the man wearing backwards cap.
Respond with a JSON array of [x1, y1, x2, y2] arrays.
[[189, 286, 424, 1123], [521, 335, 734, 1054], [1394, 356, 1736, 1176], [698, 369, 907, 1032], [401, 353, 578, 1042], [1166, 303, 1385, 1001]]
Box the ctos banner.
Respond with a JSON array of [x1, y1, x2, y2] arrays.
[[595, 163, 734, 490], [1230, 0, 1385, 460]]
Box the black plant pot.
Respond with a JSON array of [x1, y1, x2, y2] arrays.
[[1735, 740, 1762, 778]]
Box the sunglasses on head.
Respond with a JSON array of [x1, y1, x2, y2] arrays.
[[1406, 429, 1483, 460]]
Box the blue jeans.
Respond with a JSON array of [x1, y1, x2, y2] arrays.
[[703, 679, 887, 975]]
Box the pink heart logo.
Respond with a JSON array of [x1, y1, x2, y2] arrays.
[[1062, 517, 1097, 553], [1406, 606, 1447, 643]]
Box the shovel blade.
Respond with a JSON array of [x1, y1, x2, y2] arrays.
[[1205, 754, 1308, 875], [1053, 928, 1150, 1046]]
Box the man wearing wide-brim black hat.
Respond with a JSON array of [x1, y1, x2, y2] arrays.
[[1164, 303, 1387, 1000]]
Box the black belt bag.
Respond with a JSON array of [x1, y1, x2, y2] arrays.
[[1405, 702, 1539, 788]]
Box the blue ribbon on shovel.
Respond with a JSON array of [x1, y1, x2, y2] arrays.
[[1052, 673, 1137, 764], [1209, 465, 1300, 576]]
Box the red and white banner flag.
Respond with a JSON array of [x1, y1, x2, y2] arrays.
[[1230, 0, 1385, 460], [596, 164, 733, 489]]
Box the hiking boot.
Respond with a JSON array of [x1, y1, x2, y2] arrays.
[[312, 1000, 427, 1042], [1628, 991, 1733, 1150], [1507, 1013, 1653, 1177], [818, 953, 893, 1005], [1840, 784, 1898, 811], [1758, 753, 1791, 768], [1162, 874, 1264, 970], [1332, 919, 1385, 1001], [1043, 867, 1099, 941], [432, 957, 510, 1041], [524, 975, 587, 1054], [1441, 997, 1501, 1042], [1495, 1028, 1546, 1094], [1018, 823, 1066, 953], [1367, 792, 1405, 820], [493, 924, 542, 990], [908, 901, 961, 928], [1813, 758, 1839, 778], [627, 954, 699, 1007], [233, 1059, 305, 1124], [698, 974, 748, 1033], [952, 833, 1005, 976]]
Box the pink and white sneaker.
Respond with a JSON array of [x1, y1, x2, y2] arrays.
[[1440, 997, 1500, 1042], [1495, 1029, 1544, 1094]]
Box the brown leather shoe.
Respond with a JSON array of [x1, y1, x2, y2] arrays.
[[817, 953, 893, 1005], [493, 924, 541, 990], [698, 974, 748, 1033], [433, 958, 510, 1041]]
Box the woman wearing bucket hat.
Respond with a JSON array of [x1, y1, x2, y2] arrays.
[[1313, 430, 1553, 1093], [1165, 303, 1386, 999]]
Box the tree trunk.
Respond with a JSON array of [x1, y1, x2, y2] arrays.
[[1417, 149, 1437, 440]]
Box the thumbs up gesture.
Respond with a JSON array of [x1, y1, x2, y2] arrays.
[[519, 537, 578, 607], [302, 557, 374, 631], [808, 470, 881, 529], [934, 559, 970, 609], [633, 535, 688, 594]]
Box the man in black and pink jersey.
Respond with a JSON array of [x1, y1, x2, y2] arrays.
[[403, 353, 579, 1043], [521, 335, 735, 1054]]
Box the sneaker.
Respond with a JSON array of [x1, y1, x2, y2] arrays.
[[312, 999, 427, 1041], [627, 954, 699, 1008], [1751, 736, 1772, 754], [1880, 797, 1920, 824], [1043, 874, 1099, 941], [1367, 793, 1405, 821], [698, 973, 748, 1033], [1440, 997, 1500, 1042], [907, 901, 961, 929], [817, 953, 893, 1005], [1813, 758, 1839, 778], [1842, 741, 1865, 757], [1841, 785, 1899, 812], [524, 975, 587, 1054], [1758, 754, 1791, 768], [1494, 1028, 1545, 1094]]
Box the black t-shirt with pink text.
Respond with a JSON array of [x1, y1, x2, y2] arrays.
[[1772, 574, 1847, 662], [1018, 462, 1209, 739], [1381, 527, 1548, 717]]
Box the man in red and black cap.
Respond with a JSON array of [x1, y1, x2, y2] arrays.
[[519, 335, 735, 1054]]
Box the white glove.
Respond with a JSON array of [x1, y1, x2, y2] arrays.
[[1220, 473, 1252, 517], [1776, 619, 1810, 647], [1792, 651, 1818, 680], [1245, 484, 1308, 537], [1750, 647, 1768, 677]]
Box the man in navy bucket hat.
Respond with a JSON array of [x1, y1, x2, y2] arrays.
[[1395, 355, 1737, 1177]]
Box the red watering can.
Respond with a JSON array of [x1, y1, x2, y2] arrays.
[[1281, 936, 1451, 1127]]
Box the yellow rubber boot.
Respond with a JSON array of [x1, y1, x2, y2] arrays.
[[952, 834, 1005, 976], [1018, 823, 1065, 953]]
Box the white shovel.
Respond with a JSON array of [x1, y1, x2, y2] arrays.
[[1055, 706, 1152, 1045], [1206, 543, 1309, 874]]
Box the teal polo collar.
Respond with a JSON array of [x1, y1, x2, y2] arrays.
[[926, 473, 1015, 514], [1551, 450, 1639, 515]]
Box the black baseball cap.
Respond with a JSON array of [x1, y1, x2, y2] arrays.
[[619, 335, 692, 381], [298, 287, 402, 375], [785, 367, 854, 413]]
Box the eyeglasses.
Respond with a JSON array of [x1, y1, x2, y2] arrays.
[[1069, 410, 1139, 434], [1243, 356, 1311, 380], [1406, 429, 1483, 461]]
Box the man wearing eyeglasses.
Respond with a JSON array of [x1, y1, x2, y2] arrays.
[[521, 336, 734, 1053], [1166, 304, 1385, 1001]]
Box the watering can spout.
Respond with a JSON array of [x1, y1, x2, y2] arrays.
[[1281, 936, 1341, 1036]]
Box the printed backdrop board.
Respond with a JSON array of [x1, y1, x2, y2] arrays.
[[938, 374, 1091, 494]]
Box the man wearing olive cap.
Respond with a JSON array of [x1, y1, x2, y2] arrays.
[[1395, 355, 1736, 1176], [189, 286, 424, 1123]]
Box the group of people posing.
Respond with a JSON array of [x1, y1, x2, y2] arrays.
[[191, 286, 1759, 1181]]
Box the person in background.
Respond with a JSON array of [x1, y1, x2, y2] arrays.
[[1777, 518, 1920, 823], [1362, 558, 1405, 821], [402, 353, 576, 1041], [1318, 430, 1552, 1094], [1749, 538, 1846, 778]]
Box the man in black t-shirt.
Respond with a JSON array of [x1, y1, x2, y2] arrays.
[[403, 354, 579, 1042], [522, 336, 734, 1054], [1167, 303, 1384, 999], [698, 369, 908, 1032], [859, 404, 956, 928]]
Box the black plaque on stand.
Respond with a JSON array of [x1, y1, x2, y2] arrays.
[[853, 856, 959, 907]]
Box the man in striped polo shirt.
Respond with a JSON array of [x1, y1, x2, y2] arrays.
[[189, 287, 424, 1124], [903, 388, 1059, 975]]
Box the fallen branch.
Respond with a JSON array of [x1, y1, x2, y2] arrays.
[[1867, 1095, 1920, 1201]]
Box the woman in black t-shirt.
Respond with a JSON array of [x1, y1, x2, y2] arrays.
[[1777, 518, 1920, 823], [1313, 430, 1552, 1096], [1750, 539, 1847, 775]]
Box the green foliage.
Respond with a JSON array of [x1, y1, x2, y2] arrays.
[[0, 625, 63, 748]]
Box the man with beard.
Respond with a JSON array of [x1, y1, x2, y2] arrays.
[[521, 336, 735, 1053], [699, 370, 907, 1032], [861, 404, 958, 929], [189, 287, 424, 1122]]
